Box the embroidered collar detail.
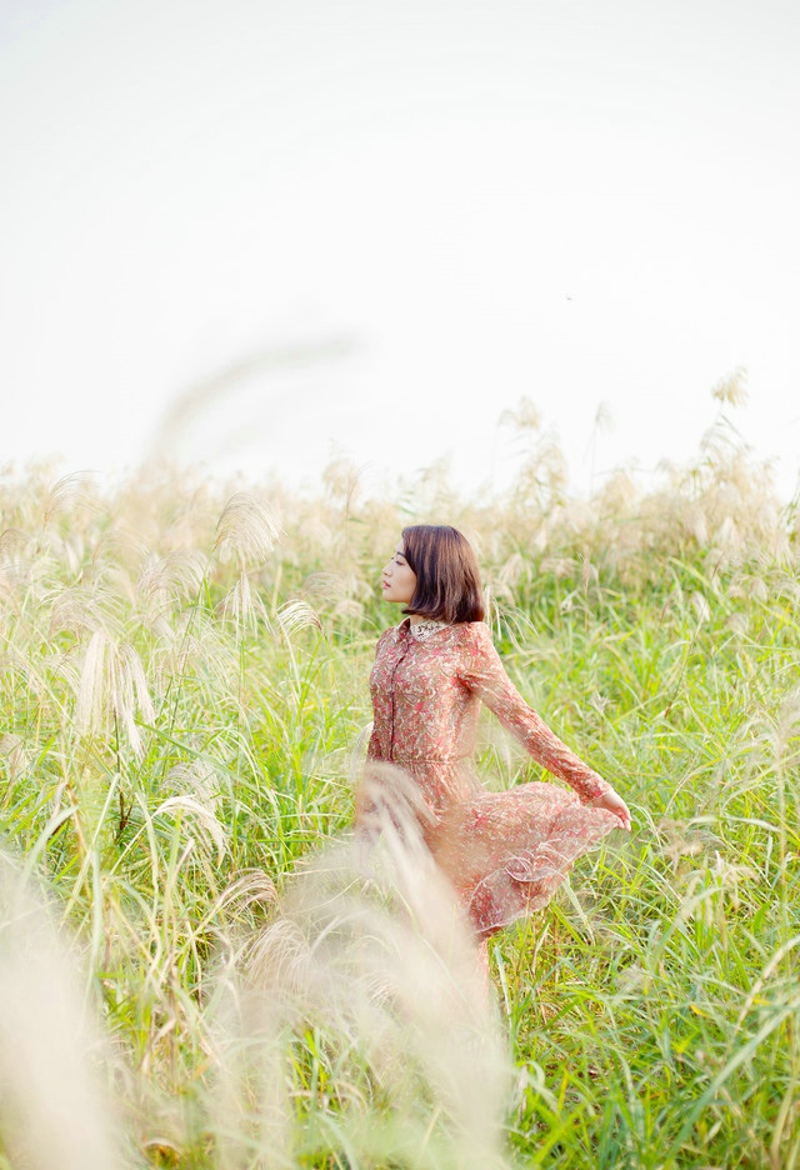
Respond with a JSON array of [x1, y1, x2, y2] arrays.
[[407, 619, 450, 641]]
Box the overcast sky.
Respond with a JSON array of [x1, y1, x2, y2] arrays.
[[2, 0, 799, 502]]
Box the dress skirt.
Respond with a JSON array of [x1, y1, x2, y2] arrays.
[[424, 777, 620, 938]]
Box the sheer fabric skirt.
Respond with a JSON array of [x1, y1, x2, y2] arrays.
[[364, 761, 620, 939]]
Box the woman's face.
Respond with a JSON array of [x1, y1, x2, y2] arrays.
[[381, 541, 417, 606]]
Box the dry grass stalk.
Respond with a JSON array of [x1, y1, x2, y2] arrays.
[[219, 766, 512, 1169], [0, 852, 122, 1170]]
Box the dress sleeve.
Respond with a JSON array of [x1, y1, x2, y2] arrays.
[[458, 622, 610, 802]]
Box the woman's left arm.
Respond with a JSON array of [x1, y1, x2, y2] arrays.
[[460, 623, 630, 827]]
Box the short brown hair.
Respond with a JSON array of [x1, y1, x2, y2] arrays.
[[401, 525, 485, 623]]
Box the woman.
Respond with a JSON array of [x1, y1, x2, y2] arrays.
[[360, 524, 630, 940]]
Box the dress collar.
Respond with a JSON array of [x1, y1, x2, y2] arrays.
[[398, 617, 450, 641]]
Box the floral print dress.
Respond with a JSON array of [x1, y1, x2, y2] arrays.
[[363, 618, 621, 938]]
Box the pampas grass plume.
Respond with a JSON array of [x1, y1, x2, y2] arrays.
[[0, 852, 123, 1170], [213, 492, 281, 570]]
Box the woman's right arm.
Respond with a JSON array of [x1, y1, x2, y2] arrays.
[[459, 622, 630, 828]]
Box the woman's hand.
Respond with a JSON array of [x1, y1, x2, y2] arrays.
[[589, 788, 631, 831]]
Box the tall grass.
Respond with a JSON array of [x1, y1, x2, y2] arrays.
[[1, 395, 799, 1167]]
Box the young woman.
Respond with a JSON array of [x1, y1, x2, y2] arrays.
[[361, 524, 630, 940]]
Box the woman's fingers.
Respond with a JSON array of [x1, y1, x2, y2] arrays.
[[591, 789, 631, 831]]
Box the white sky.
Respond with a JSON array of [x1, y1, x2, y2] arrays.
[[2, 0, 799, 502]]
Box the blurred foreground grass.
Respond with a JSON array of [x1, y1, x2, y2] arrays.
[[1, 397, 799, 1168]]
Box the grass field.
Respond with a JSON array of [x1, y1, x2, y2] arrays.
[[1, 398, 799, 1168]]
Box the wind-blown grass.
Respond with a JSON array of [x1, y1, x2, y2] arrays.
[[1, 396, 799, 1167]]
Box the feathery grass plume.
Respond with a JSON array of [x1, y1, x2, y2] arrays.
[[147, 336, 358, 462], [164, 758, 221, 808], [774, 686, 800, 764], [48, 579, 125, 640], [41, 470, 100, 524], [214, 764, 511, 1170], [301, 568, 373, 623], [0, 534, 37, 615], [0, 524, 31, 565], [301, 570, 348, 603], [690, 590, 711, 623], [494, 551, 527, 604], [399, 454, 463, 517], [0, 642, 48, 700], [75, 631, 155, 757], [136, 548, 208, 622], [214, 869, 280, 918], [500, 396, 568, 512], [499, 397, 542, 433], [711, 366, 749, 408], [0, 459, 62, 531], [75, 629, 108, 733], [0, 851, 123, 1170], [213, 491, 282, 570], [149, 605, 241, 699], [154, 795, 228, 864], [322, 453, 363, 508], [0, 733, 29, 782], [274, 598, 322, 636], [218, 568, 270, 633]]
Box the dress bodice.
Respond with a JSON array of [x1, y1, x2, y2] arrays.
[[367, 619, 608, 802]]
